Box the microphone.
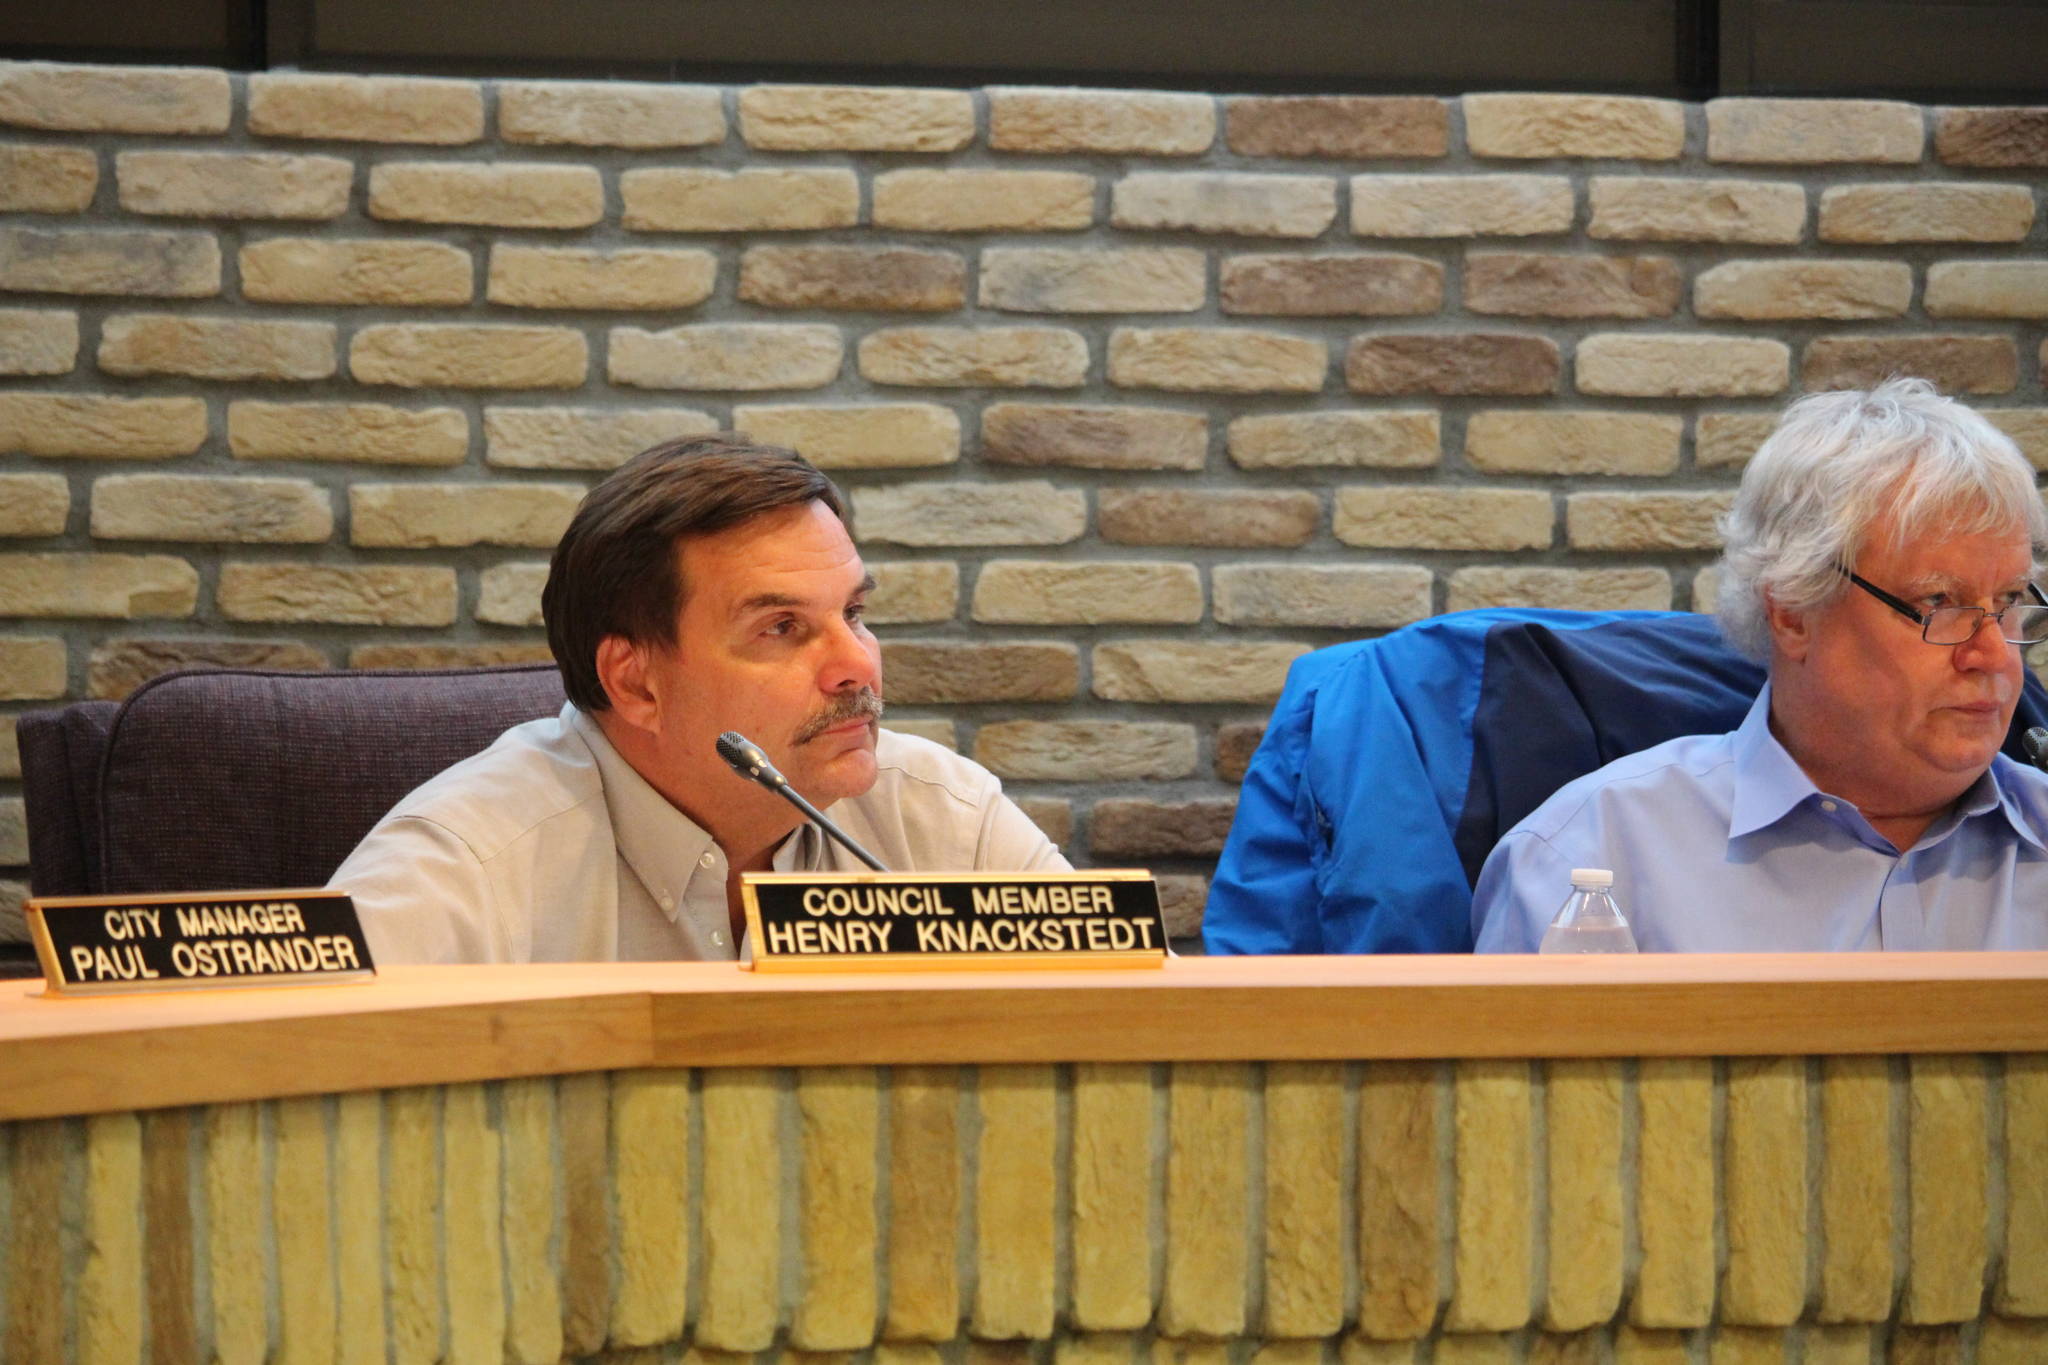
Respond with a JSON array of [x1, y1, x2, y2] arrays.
[[2025, 726, 2048, 772], [716, 731, 890, 872]]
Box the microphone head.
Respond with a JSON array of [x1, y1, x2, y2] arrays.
[[716, 731, 786, 787], [2025, 726, 2048, 769]]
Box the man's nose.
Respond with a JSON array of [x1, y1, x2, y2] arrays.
[[819, 616, 881, 692], [1954, 609, 2014, 668]]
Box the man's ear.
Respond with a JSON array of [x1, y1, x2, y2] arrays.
[[595, 635, 662, 735], [1763, 588, 1812, 663]]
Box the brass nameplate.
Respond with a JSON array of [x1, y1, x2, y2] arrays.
[[27, 889, 377, 996], [742, 870, 1167, 972]]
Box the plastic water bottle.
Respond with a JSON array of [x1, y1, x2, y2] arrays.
[[1538, 868, 1639, 954]]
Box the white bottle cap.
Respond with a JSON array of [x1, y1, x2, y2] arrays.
[[1569, 868, 1614, 888]]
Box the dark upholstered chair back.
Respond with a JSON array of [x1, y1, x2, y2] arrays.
[[18, 665, 566, 898]]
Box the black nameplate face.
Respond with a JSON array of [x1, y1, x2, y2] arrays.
[[741, 871, 1167, 972], [27, 889, 377, 996]]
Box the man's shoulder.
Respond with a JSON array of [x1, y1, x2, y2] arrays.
[[379, 709, 606, 859], [867, 727, 1001, 811], [1512, 728, 1737, 842]]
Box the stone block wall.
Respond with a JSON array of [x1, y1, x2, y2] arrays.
[[3, 62, 2048, 934], [5, 1054, 2045, 1362]]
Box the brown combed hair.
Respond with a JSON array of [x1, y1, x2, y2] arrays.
[[542, 433, 845, 711]]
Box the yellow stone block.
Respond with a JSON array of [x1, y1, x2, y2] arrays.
[[1151, 1338, 1231, 1365], [1708, 1325, 1787, 1364], [795, 1067, 880, 1350], [1888, 1324, 1964, 1364], [1722, 1058, 1807, 1325], [975, 1064, 1058, 1338], [1357, 1059, 1440, 1339], [444, 1082, 507, 1364], [1544, 1059, 1623, 1331], [886, 1065, 961, 1340], [1615, 1326, 1690, 1364], [1818, 1056, 1892, 1321], [972, 1340, 1036, 1365], [1160, 1061, 1251, 1338], [1264, 1061, 1345, 1337], [879, 1344, 947, 1365], [609, 1068, 690, 1348], [1997, 1055, 2048, 1314], [274, 1096, 335, 1365], [1071, 1062, 1153, 1330], [207, 1102, 269, 1365], [1446, 1059, 1531, 1332], [1341, 1336, 1418, 1365], [1981, 1317, 2048, 1364], [501, 1077, 561, 1365], [1805, 1323, 1877, 1365], [143, 1109, 199, 1365], [700, 1068, 782, 1350], [1528, 1330, 1602, 1365], [559, 1071, 613, 1357], [80, 1111, 143, 1365], [1058, 1331, 1139, 1365], [1903, 1055, 1987, 1324], [1633, 1058, 1715, 1328], [1435, 1333, 1514, 1365], [386, 1086, 444, 1365], [334, 1091, 386, 1365], [1251, 1342, 1322, 1365]]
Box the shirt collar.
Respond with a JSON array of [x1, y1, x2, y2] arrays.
[[568, 705, 721, 923]]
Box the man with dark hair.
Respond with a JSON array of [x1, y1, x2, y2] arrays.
[[335, 434, 1067, 963]]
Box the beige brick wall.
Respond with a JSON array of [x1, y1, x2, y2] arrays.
[[5, 62, 2048, 919], [7, 1051, 2043, 1360]]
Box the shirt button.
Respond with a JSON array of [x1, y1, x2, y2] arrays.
[[1821, 800, 1838, 812], [658, 891, 674, 910], [699, 852, 716, 870], [712, 930, 726, 947]]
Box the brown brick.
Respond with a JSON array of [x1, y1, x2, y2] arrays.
[[350, 483, 582, 548], [866, 562, 958, 624], [477, 563, 546, 626], [1228, 410, 1438, 468], [0, 637, 67, 702], [0, 309, 78, 376], [855, 482, 1085, 547], [239, 238, 473, 306], [1819, 183, 2035, 243], [89, 638, 328, 700], [1221, 254, 1440, 317], [1092, 642, 1309, 704], [1111, 172, 1336, 238], [1226, 96, 1447, 158], [982, 403, 1205, 471], [99, 314, 336, 382], [1213, 564, 1431, 629], [974, 722, 1196, 782], [732, 403, 959, 469], [1707, 98, 1922, 164], [218, 564, 455, 626], [231, 401, 467, 466], [1465, 253, 1681, 319], [1216, 724, 1264, 783], [873, 170, 1094, 232], [1109, 327, 1325, 394], [353, 324, 586, 390], [620, 168, 858, 232], [973, 561, 1202, 625], [1013, 798, 1071, 848], [882, 641, 1078, 703], [860, 327, 1087, 388], [1984, 410, 2048, 469], [1587, 177, 1806, 244], [368, 162, 602, 229], [349, 642, 553, 670], [989, 88, 1214, 155], [247, 73, 482, 144], [116, 151, 351, 220], [1696, 413, 1777, 470], [1465, 94, 1686, 159], [497, 80, 723, 147], [1099, 489, 1319, 548], [1346, 333, 1559, 396], [91, 474, 331, 543], [1576, 335, 1789, 398], [0, 393, 205, 459], [0, 143, 97, 212], [1566, 492, 1732, 551], [1090, 799, 1237, 857], [1351, 175, 1574, 237], [0, 62, 229, 134], [1925, 262, 2048, 320], [483, 406, 714, 470], [1466, 411, 1680, 475], [0, 553, 196, 618], [739, 85, 972, 151], [487, 246, 715, 311], [1335, 487, 1553, 551], [611, 323, 841, 391], [0, 226, 218, 297], [1935, 107, 2048, 167], [0, 475, 68, 536], [1696, 260, 1912, 320], [740, 245, 965, 312], [980, 248, 1205, 314], [1803, 335, 2018, 395], [1447, 566, 1672, 613]]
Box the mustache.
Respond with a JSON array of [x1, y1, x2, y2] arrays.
[[793, 688, 885, 744]]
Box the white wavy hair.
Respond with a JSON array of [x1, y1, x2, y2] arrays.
[[1715, 377, 2047, 660]]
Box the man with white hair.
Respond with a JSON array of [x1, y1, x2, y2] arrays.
[[1473, 378, 2048, 951]]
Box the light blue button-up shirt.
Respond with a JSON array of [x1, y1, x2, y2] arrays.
[[1471, 684, 2048, 952]]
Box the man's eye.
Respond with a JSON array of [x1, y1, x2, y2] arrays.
[[846, 602, 868, 623], [763, 617, 798, 637]]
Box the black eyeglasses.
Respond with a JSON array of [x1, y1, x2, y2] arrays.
[[1840, 567, 2048, 645]]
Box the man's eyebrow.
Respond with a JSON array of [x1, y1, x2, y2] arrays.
[[730, 591, 805, 619], [856, 572, 877, 596]]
